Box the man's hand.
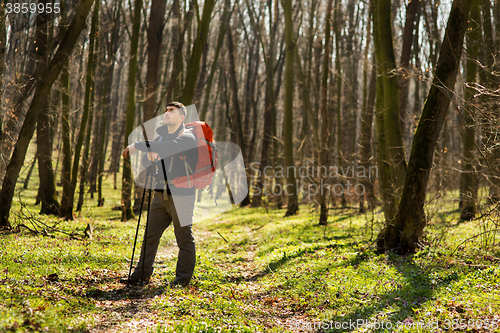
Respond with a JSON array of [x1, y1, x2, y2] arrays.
[[122, 143, 137, 158], [147, 152, 160, 161]]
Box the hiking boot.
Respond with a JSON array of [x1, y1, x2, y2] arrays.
[[119, 277, 150, 286], [167, 279, 188, 288]]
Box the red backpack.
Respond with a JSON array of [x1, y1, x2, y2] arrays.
[[173, 121, 218, 189]]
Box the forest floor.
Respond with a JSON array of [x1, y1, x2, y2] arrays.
[[1, 187, 500, 332]]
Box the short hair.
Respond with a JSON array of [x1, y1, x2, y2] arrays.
[[166, 101, 186, 117]]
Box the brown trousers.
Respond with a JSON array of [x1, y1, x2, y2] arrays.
[[131, 192, 196, 285]]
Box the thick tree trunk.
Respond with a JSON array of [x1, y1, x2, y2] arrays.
[[121, 0, 142, 221], [377, 0, 473, 254], [0, 0, 95, 228], [246, 0, 277, 208], [373, 0, 407, 222], [282, 0, 298, 217]]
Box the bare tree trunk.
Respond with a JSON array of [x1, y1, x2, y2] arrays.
[[36, 3, 60, 215], [377, 0, 473, 254], [318, 0, 334, 225], [200, 0, 231, 121], [60, 59, 72, 212], [77, 79, 96, 212], [62, 0, 100, 219], [459, 0, 480, 220], [359, 67, 377, 212], [282, 0, 298, 216], [0, 0, 95, 228], [334, 0, 345, 208], [358, 0, 376, 213], [372, 0, 407, 222], [163, 0, 194, 106], [399, 0, 420, 154], [247, 0, 278, 208], [0, 0, 5, 148], [480, 0, 500, 203], [132, 0, 166, 212], [121, 0, 142, 221], [0, 33, 37, 185], [226, 26, 251, 207]]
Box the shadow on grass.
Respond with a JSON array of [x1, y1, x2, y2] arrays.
[[83, 283, 168, 301], [240, 241, 361, 283], [320, 255, 461, 332]]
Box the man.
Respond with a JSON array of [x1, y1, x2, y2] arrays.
[[121, 101, 197, 287]]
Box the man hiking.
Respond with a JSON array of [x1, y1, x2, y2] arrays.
[[121, 101, 198, 287]]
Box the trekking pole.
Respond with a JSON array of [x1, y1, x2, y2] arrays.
[[140, 168, 154, 284], [127, 168, 149, 286]]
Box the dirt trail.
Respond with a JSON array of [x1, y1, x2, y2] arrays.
[[87, 229, 311, 332]]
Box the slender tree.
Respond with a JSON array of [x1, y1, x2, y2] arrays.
[[61, 0, 100, 219], [318, 0, 334, 225], [373, 0, 407, 221], [121, 0, 143, 221], [282, 0, 298, 216], [399, 0, 420, 150], [143, 0, 167, 122], [459, 0, 480, 220], [180, 0, 216, 105], [200, 0, 232, 121]]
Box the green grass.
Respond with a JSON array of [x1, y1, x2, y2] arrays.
[[1, 143, 500, 332], [1, 203, 500, 332]]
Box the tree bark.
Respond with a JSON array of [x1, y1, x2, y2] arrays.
[[480, 0, 500, 203], [35, 3, 60, 215], [282, 0, 298, 216], [0, 32, 37, 184], [61, 0, 100, 219], [246, 0, 278, 208], [0, 0, 95, 228], [200, 0, 232, 121], [399, 0, 420, 153], [163, 0, 194, 106], [143, 0, 167, 122], [459, 0, 480, 220], [373, 0, 407, 221], [226, 25, 251, 207], [376, 0, 473, 254], [121, 0, 142, 221], [98, 0, 122, 206], [319, 0, 334, 225]]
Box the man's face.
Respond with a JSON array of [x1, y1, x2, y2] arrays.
[[164, 106, 184, 126]]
